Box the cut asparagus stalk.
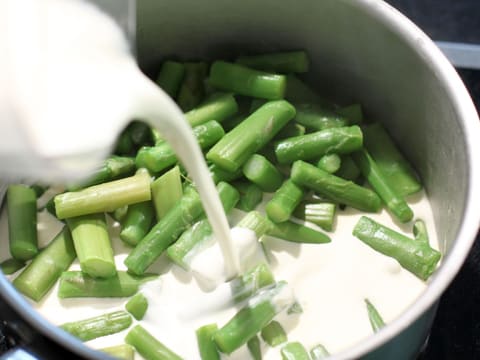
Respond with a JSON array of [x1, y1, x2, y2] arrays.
[[61, 311, 132, 342], [365, 298, 385, 332], [156, 60, 185, 98], [7, 184, 38, 260], [112, 205, 129, 223], [55, 171, 151, 219], [185, 92, 238, 127], [120, 201, 154, 246], [67, 213, 116, 278], [268, 221, 331, 244], [242, 154, 284, 192], [413, 219, 429, 245], [151, 166, 183, 220], [177, 62, 208, 112], [261, 320, 287, 347], [213, 281, 294, 354], [196, 324, 221, 360], [230, 263, 275, 303], [236, 51, 309, 73], [207, 100, 296, 172], [353, 216, 441, 280], [291, 161, 382, 213], [235, 182, 264, 212], [99, 344, 135, 360], [247, 335, 263, 360], [281, 342, 310, 360], [208, 61, 287, 100], [317, 153, 341, 174], [237, 211, 275, 238], [275, 125, 363, 164], [125, 325, 182, 360], [352, 148, 413, 223], [310, 344, 330, 359], [125, 293, 148, 320], [266, 180, 305, 223], [293, 202, 336, 232], [294, 103, 349, 131], [0, 258, 26, 275], [209, 163, 243, 184], [13, 227, 75, 302], [58, 271, 158, 298]]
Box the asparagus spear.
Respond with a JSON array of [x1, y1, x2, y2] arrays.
[[7, 184, 38, 261], [207, 100, 296, 172], [236, 51, 309, 74], [151, 166, 183, 220], [274, 125, 363, 164], [281, 342, 310, 360], [247, 335, 263, 360], [310, 344, 330, 359], [209, 163, 243, 184], [363, 123, 421, 196], [112, 205, 129, 223], [317, 153, 341, 174], [58, 271, 158, 298], [136, 120, 225, 173], [291, 161, 382, 213], [125, 325, 182, 360], [208, 61, 287, 100], [268, 221, 331, 244], [156, 60, 185, 98], [352, 148, 413, 223], [353, 216, 441, 280], [365, 298, 385, 332], [185, 92, 238, 127], [120, 201, 154, 246], [237, 211, 275, 238], [13, 227, 76, 302], [230, 263, 275, 303], [99, 344, 135, 360], [0, 258, 25, 275], [177, 62, 208, 112], [196, 324, 221, 360], [124, 186, 204, 275], [293, 202, 336, 232], [61, 311, 132, 342], [261, 320, 287, 347], [235, 182, 264, 212], [294, 103, 349, 131], [67, 213, 116, 278], [55, 171, 151, 219], [265, 180, 305, 223], [242, 154, 284, 192], [213, 281, 294, 354], [125, 293, 148, 320]]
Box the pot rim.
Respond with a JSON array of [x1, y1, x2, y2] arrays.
[[0, 0, 479, 359]]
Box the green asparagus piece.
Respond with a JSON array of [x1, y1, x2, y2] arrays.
[[177, 62, 208, 111], [151, 166, 183, 220], [247, 335, 263, 360], [55, 171, 151, 219], [353, 216, 441, 280], [0, 258, 25, 275], [269, 221, 331, 244], [291, 161, 382, 212], [310, 344, 330, 359], [156, 60, 185, 98], [196, 324, 221, 360], [185, 92, 238, 127], [166, 182, 239, 269], [274, 122, 306, 141], [413, 219, 429, 245], [281, 342, 310, 360], [261, 321, 287, 347], [335, 155, 361, 182], [293, 202, 336, 232], [275, 125, 363, 164], [112, 205, 129, 223], [209, 163, 243, 184], [213, 281, 294, 354], [207, 100, 296, 172], [208, 61, 287, 100], [294, 103, 349, 131], [125, 293, 148, 320], [125, 186, 204, 275], [100, 344, 135, 360], [61, 311, 132, 342], [363, 123, 421, 196], [365, 298, 385, 332], [317, 153, 342, 174], [352, 148, 413, 223], [230, 263, 275, 302], [58, 271, 158, 298], [7, 184, 38, 260], [125, 325, 182, 360], [13, 227, 75, 302], [265, 180, 305, 223], [136, 120, 225, 173], [67, 213, 116, 278], [243, 154, 284, 192], [337, 103, 363, 125], [235, 182, 264, 212], [236, 51, 309, 74], [120, 201, 154, 246], [237, 211, 275, 238]]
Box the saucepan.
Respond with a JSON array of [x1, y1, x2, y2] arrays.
[[1, 0, 479, 359]]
